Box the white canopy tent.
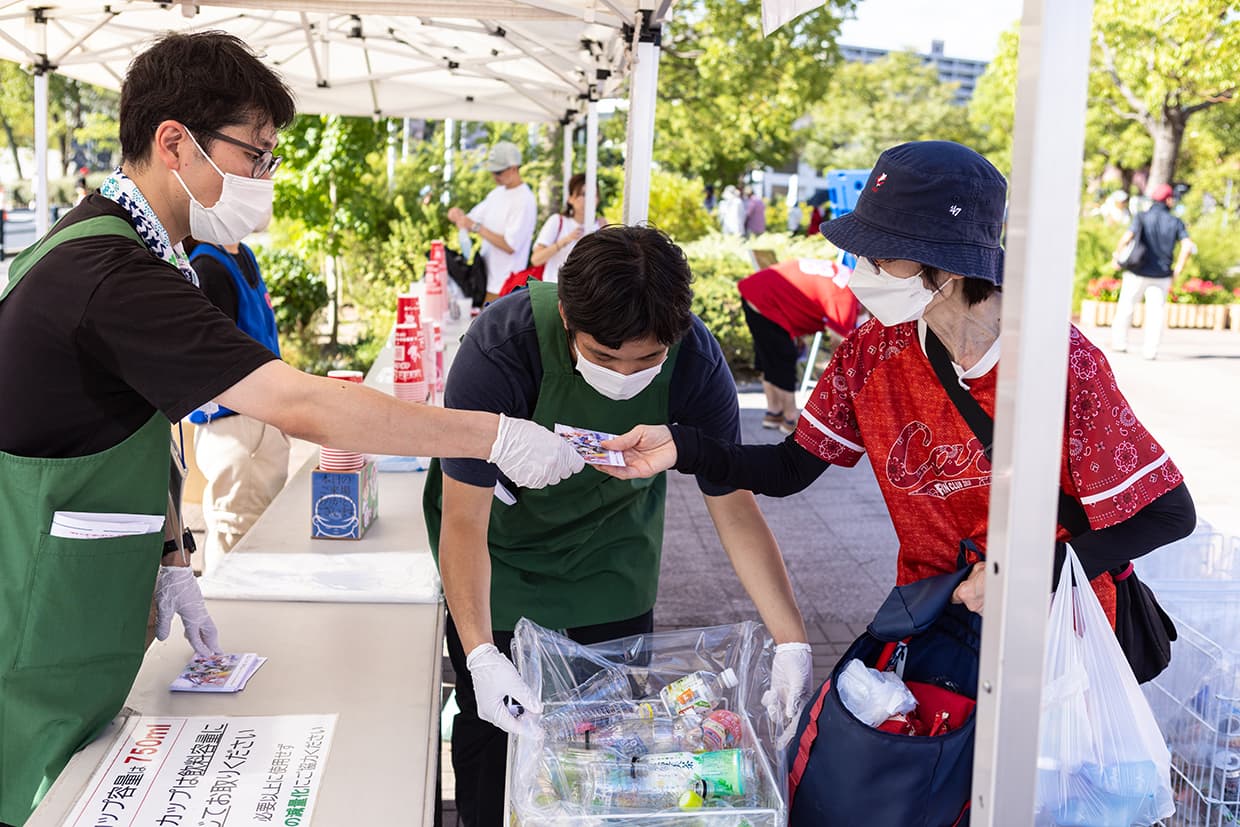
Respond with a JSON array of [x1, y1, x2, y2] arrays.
[[0, 0, 671, 234]]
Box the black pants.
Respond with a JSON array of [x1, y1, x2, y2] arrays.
[[741, 301, 799, 392], [444, 609, 655, 827]]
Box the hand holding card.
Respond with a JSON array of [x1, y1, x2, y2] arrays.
[[554, 424, 626, 467]]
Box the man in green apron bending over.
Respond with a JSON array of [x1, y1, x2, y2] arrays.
[[0, 33, 583, 827], [423, 225, 815, 826]]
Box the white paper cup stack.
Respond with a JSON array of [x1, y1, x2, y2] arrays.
[[393, 322, 427, 403], [320, 370, 366, 470]]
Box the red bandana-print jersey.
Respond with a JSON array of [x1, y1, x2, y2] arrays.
[[794, 320, 1183, 622]]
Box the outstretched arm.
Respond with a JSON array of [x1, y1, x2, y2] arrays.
[[602, 425, 829, 497], [704, 489, 812, 722]]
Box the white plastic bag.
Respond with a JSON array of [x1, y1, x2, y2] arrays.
[[836, 658, 918, 728], [1034, 546, 1174, 826]]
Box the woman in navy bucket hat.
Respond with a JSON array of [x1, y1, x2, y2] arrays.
[[822, 141, 1007, 285], [600, 140, 1195, 821]]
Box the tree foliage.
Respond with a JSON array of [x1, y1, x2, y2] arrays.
[[0, 61, 119, 181], [1091, 0, 1239, 187], [654, 0, 854, 186], [803, 51, 972, 173]]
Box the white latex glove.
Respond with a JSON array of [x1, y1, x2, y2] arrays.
[[763, 642, 814, 724], [488, 413, 585, 489], [466, 643, 543, 738], [154, 566, 222, 658]]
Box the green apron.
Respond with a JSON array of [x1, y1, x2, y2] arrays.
[[424, 280, 681, 631], [0, 216, 170, 825]]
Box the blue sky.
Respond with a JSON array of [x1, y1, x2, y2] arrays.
[[837, 0, 1022, 62]]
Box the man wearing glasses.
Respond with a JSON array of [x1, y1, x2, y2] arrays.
[[0, 32, 582, 826]]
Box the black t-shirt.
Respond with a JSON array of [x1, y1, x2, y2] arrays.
[[0, 195, 279, 458], [441, 291, 740, 496], [1129, 202, 1189, 278], [185, 240, 261, 323]]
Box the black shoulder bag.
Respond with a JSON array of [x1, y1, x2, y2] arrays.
[[1116, 213, 1147, 272], [922, 327, 1175, 683]]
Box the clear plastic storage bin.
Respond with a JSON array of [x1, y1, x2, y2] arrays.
[[1138, 532, 1240, 825], [504, 619, 789, 827]]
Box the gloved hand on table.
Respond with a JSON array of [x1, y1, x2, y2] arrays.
[[488, 413, 585, 489], [763, 642, 814, 725], [467, 642, 544, 738], [154, 565, 222, 658]]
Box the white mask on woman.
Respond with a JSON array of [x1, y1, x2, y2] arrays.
[[847, 256, 939, 326], [172, 130, 273, 246], [575, 350, 666, 401]]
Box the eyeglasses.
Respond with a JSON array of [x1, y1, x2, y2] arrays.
[[192, 127, 282, 179]]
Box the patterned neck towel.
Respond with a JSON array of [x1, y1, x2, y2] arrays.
[[100, 168, 199, 287]]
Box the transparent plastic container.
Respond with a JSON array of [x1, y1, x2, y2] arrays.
[[1137, 547, 1240, 826], [504, 619, 787, 827]]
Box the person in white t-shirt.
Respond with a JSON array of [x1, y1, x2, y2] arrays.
[[529, 173, 605, 284], [447, 141, 538, 303]]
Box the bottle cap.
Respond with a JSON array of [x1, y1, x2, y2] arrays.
[[678, 785, 705, 809], [720, 668, 738, 688]]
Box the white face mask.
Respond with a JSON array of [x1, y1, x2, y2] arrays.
[[172, 130, 274, 246], [575, 349, 666, 401], [848, 257, 938, 326]]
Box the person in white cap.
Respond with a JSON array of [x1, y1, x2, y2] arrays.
[[447, 141, 538, 305]]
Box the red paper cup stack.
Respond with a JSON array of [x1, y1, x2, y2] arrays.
[[397, 293, 422, 329], [427, 240, 447, 320], [422, 322, 438, 405], [327, 369, 364, 383], [393, 322, 427, 403], [320, 370, 366, 470], [432, 321, 445, 395]]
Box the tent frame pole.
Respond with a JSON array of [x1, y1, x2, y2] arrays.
[[970, 0, 1094, 822], [621, 7, 661, 225]]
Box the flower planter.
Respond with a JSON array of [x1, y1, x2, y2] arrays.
[[1165, 303, 1229, 330], [1079, 299, 1233, 330], [1079, 299, 1142, 328]]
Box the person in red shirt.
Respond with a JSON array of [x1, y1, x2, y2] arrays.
[[601, 141, 1194, 629], [738, 259, 858, 432]]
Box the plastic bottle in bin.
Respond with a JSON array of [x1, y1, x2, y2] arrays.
[[586, 714, 705, 757], [541, 699, 657, 742], [547, 665, 634, 705], [659, 668, 738, 716]]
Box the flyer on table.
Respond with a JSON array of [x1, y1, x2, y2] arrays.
[[65, 714, 337, 826]]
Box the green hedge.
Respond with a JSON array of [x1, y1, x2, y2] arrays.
[[683, 231, 838, 370]]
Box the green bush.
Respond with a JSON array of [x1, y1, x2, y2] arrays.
[[253, 247, 328, 336], [681, 231, 840, 370], [252, 246, 328, 372], [604, 169, 714, 243], [1074, 215, 1121, 313], [1181, 214, 1240, 291]]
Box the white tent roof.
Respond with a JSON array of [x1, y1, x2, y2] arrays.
[[0, 0, 672, 120]]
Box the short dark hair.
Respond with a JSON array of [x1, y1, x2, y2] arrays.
[[925, 267, 999, 306], [120, 32, 296, 167], [558, 225, 694, 349], [563, 172, 594, 218]]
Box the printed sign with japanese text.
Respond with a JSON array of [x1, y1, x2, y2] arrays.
[[64, 714, 337, 827]]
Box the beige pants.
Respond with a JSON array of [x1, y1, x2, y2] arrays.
[[194, 414, 290, 574]]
